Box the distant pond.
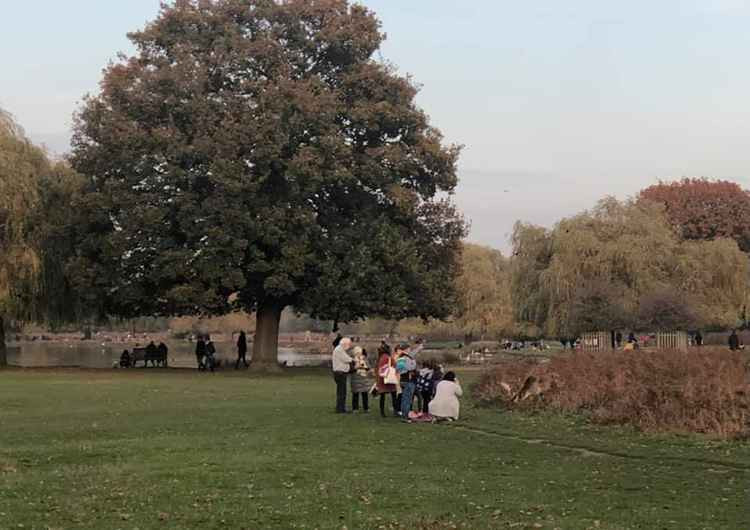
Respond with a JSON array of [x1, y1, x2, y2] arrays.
[[6, 341, 330, 369]]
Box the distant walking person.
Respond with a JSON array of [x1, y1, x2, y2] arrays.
[[195, 336, 207, 370], [729, 330, 741, 351], [235, 331, 249, 369], [332, 337, 353, 413], [694, 330, 703, 347]]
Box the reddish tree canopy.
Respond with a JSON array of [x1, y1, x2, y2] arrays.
[[638, 178, 750, 252]]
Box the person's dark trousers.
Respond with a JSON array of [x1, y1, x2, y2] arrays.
[[352, 392, 369, 411], [395, 393, 402, 415], [235, 352, 248, 369], [333, 372, 348, 413], [379, 392, 397, 416], [196, 355, 203, 370], [421, 391, 432, 413]]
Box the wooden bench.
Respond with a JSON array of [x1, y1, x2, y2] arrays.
[[129, 346, 168, 368]]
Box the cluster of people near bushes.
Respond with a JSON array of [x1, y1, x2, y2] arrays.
[[331, 337, 463, 422]]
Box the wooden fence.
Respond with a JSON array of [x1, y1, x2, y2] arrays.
[[655, 331, 688, 351], [580, 331, 689, 352], [580, 331, 613, 352]]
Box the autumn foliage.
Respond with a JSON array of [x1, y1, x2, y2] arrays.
[[475, 349, 750, 438], [511, 198, 750, 335], [639, 178, 750, 252], [69, 0, 466, 366]]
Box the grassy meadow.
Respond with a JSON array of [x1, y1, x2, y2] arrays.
[[1, 367, 748, 529]]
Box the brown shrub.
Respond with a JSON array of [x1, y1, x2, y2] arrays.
[[474, 348, 750, 438]]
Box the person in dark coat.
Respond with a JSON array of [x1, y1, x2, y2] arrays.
[[145, 341, 158, 367], [694, 331, 703, 347], [205, 336, 217, 372], [120, 349, 131, 368], [729, 330, 740, 351], [157, 342, 168, 367], [235, 331, 248, 369], [195, 336, 207, 369]]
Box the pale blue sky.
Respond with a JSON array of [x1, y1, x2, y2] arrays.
[[3, 1, 750, 251]]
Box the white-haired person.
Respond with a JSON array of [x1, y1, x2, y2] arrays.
[[332, 337, 354, 413]]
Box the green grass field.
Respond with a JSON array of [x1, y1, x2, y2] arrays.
[[1, 368, 748, 529]]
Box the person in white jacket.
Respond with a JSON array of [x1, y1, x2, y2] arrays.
[[429, 371, 462, 420], [332, 337, 353, 413]]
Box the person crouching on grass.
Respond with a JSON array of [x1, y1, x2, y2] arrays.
[[332, 337, 353, 413], [429, 371, 463, 422]]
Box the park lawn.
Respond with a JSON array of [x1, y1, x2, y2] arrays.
[[0, 368, 748, 530]]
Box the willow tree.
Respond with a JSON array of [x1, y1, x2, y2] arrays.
[[71, 0, 465, 368], [398, 243, 515, 342], [0, 111, 44, 365], [511, 197, 749, 336], [509, 222, 552, 334], [452, 243, 513, 341]]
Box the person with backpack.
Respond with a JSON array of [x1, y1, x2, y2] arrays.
[[396, 344, 418, 421]]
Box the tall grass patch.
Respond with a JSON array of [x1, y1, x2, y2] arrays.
[[475, 348, 749, 438]]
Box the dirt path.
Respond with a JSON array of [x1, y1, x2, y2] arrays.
[[452, 424, 750, 472]]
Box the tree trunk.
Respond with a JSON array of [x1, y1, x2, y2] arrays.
[[252, 301, 284, 372], [0, 314, 7, 368]]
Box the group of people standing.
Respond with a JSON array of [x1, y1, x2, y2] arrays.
[[331, 337, 463, 422], [194, 331, 249, 371]]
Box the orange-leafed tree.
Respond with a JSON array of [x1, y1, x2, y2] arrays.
[[638, 178, 750, 252]]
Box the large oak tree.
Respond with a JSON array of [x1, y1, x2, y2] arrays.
[[71, 0, 465, 368]]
